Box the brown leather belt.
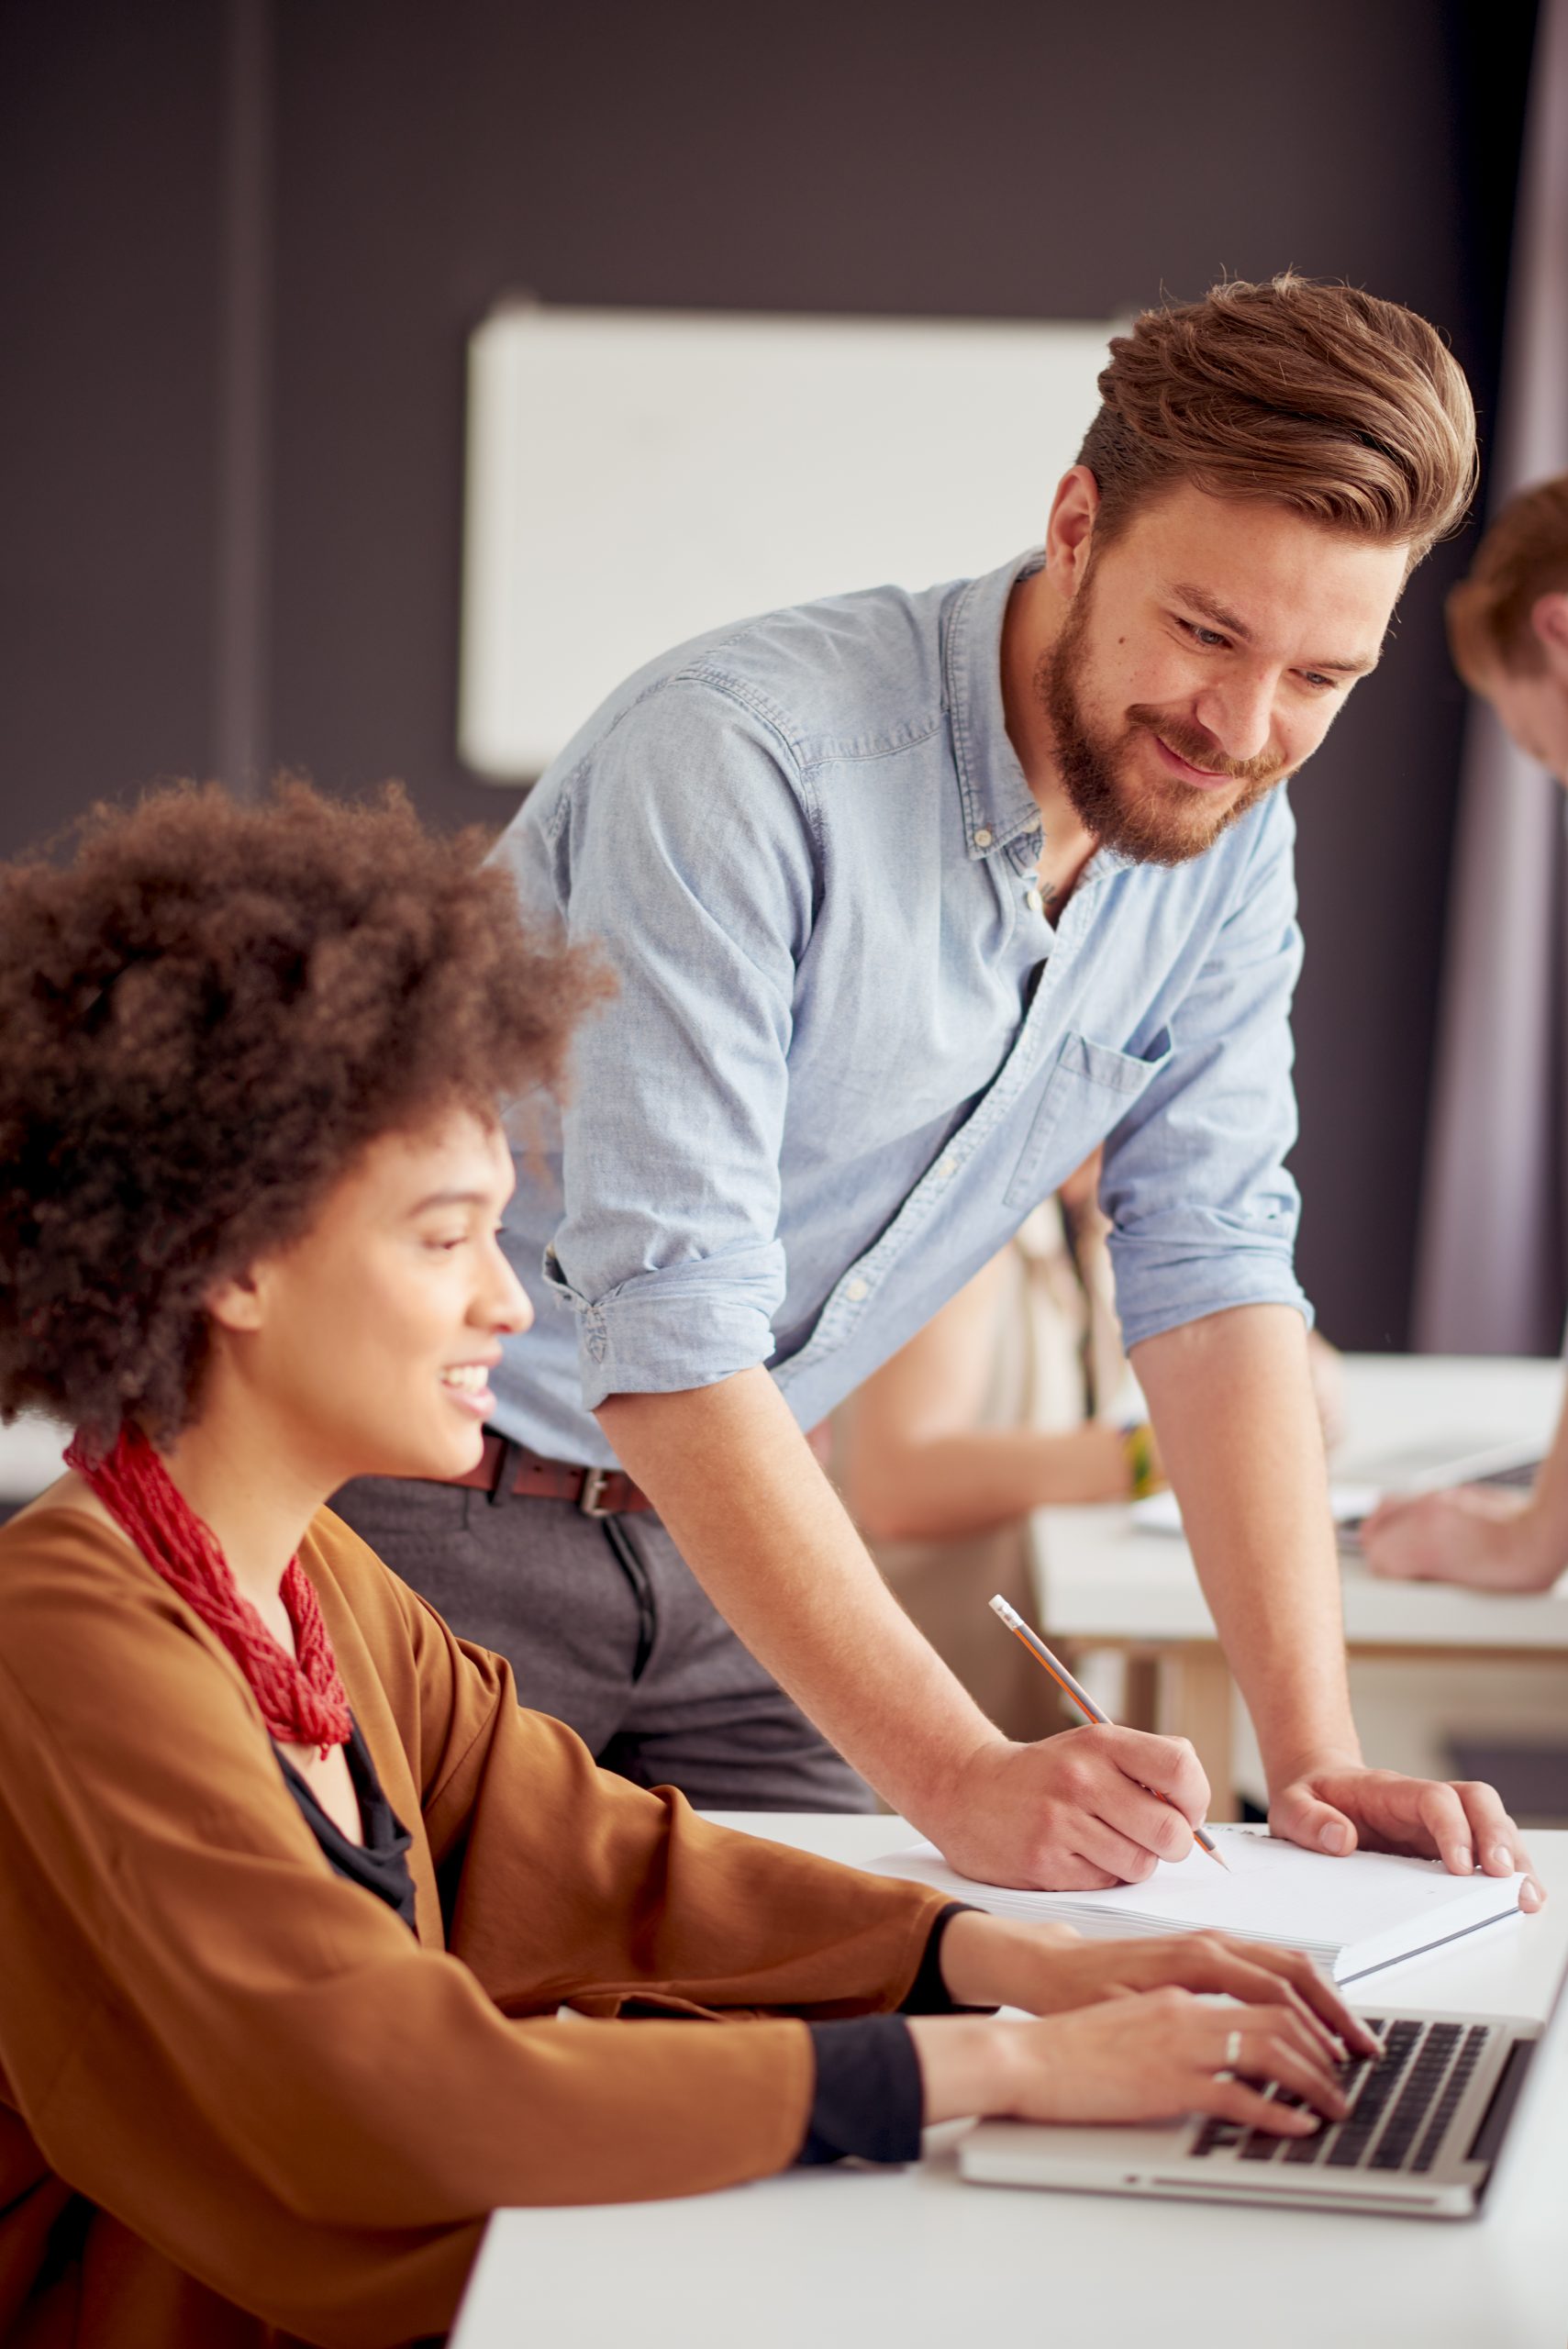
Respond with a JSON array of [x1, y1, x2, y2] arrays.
[[446, 1433, 653, 1516]]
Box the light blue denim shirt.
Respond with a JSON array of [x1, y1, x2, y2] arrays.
[[489, 550, 1309, 1467]]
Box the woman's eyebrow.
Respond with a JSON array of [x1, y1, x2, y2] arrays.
[[406, 1187, 493, 1216]]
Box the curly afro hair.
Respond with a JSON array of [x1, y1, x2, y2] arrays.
[[0, 778, 606, 1445]]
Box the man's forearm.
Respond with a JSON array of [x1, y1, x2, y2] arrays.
[[1131, 1304, 1361, 1788], [596, 1366, 1003, 1817]]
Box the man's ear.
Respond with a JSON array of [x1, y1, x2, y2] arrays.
[[205, 1266, 267, 1334], [1530, 591, 1568, 681], [1043, 464, 1102, 599]]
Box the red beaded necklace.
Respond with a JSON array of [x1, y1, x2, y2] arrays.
[[66, 1422, 352, 1757]]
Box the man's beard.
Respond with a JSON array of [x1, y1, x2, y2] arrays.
[[1039, 592, 1290, 867]]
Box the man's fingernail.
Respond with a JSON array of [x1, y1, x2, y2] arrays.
[[1319, 1821, 1350, 1854], [1491, 1845, 1515, 1873], [1446, 1844, 1473, 1875]]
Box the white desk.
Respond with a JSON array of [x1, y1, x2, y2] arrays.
[[1030, 1355, 1568, 1817], [452, 1814, 1568, 2349]]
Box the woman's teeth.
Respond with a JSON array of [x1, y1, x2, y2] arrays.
[[440, 1364, 489, 1393]]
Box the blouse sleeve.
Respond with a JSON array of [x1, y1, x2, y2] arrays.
[[0, 1512, 946, 2349], [339, 1523, 951, 2022]]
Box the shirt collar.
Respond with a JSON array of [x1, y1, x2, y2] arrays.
[[944, 547, 1139, 882], [944, 547, 1049, 864]]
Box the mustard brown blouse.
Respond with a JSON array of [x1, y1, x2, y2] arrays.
[[0, 1504, 948, 2349]]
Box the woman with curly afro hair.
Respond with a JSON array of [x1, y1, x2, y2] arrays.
[[0, 781, 1365, 2349]]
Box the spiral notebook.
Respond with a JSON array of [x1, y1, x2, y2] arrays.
[[870, 1824, 1524, 1983]]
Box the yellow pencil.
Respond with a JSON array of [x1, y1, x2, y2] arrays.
[[988, 1592, 1229, 1869]]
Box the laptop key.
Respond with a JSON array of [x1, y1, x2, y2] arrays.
[[1411, 2025, 1493, 2174], [1325, 2029, 1419, 2166]]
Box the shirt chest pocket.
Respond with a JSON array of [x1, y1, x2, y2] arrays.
[[1003, 1028, 1173, 1211]]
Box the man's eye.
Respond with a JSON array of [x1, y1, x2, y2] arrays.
[[1179, 618, 1228, 649], [1301, 671, 1338, 691]]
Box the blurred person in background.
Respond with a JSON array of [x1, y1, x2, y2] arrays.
[[1365, 475, 1568, 1595]]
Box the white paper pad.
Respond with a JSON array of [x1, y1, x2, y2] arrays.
[[870, 1825, 1524, 1983], [1130, 1486, 1382, 1537]]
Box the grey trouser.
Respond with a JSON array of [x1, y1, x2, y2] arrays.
[[330, 1473, 873, 1813]]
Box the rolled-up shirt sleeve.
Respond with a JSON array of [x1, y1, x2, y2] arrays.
[[1101, 792, 1314, 1351], [532, 677, 817, 1407]]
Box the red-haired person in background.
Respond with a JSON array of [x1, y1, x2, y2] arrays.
[[1366, 475, 1568, 1593]]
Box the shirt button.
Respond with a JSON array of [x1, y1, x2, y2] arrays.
[[938, 1156, 958, 1181], [1025, 885, 1043, 914], [973, 827, 994, 850], [845, 1277, 869, 1303]]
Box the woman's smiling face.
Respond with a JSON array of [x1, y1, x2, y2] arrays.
[[205, 1108, 531, 1490]]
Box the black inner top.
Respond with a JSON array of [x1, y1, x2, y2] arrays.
[[274, 1716, 417, 1932]]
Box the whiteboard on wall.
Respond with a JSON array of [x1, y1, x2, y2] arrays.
[[458, 302, 1117, 781]]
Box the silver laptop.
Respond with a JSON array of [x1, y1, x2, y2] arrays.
[[959, 1963, 1565, 2219]]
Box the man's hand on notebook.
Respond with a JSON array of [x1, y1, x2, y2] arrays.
[[1268, 1763, 1544, 1909], [922, 1722, 1211, 1890], [936, 1910, 1382, 2060]]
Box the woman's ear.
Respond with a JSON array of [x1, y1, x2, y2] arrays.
[[204, 1267, 267, 1334]]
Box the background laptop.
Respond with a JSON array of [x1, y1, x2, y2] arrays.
[[959, 1960, 1566, 2219], [1132, 1438, 1542, 1549], [1330, 1434, 1542, 1549]]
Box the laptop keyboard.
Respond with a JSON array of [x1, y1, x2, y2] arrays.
[[1192, 2018, 1494, 2175]]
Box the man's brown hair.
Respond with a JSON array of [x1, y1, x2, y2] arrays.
[[1445, 473, 1568, 685], [1078, 273, 1477, 565], [0, 778, 606, 1444]]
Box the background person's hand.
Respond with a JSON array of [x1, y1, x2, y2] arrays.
[[1361, 1483, 1560, 1591], [910, 1987, 1350, 2134], [937, 1911, 1382, 2058], [1268, 1762, 1543, 1909], [923, 1723, 1210, 1890]]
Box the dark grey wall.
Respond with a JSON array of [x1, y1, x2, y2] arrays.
[[0, 0, 1540, 1347]]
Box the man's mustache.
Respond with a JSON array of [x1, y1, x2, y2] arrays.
[[1127, 706, 1287, 788]]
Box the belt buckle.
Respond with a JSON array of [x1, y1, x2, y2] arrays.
[[578, 1466, 615, 1518]]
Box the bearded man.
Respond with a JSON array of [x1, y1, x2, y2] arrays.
[[336, 273, 1541, 1904]]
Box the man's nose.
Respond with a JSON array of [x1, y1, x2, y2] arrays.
[[1193, 673, 1274, 764]]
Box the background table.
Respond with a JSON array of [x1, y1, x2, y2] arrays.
[[452, 1813, 1568, 2349], [1030, 1354, 1568, 1818]]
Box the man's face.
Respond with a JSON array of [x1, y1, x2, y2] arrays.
[[1038, 479, 1409, 865], [1476, 661, 1568, 787]]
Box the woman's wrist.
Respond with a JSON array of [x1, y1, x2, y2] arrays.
[[936, 1909, 1076, 2012], [906, 2014, 1018, 2125]]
